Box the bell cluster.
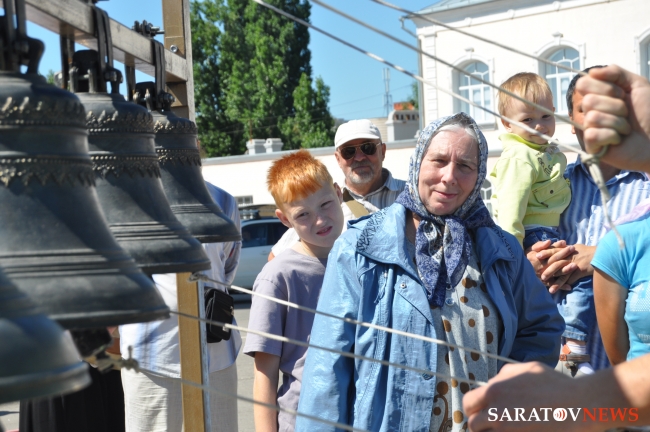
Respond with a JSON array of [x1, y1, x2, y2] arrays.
[[0, 0, 241, 405]]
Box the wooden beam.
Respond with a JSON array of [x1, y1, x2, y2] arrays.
[[162, 0, 195, 121], [25, 0, 188, 82], [177, 272, 206, 432]]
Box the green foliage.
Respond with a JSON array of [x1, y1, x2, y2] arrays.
[[280, 73, 334, 149], [45, 69, 56, 85], [408, 80, 419, 110], [191, 0, 334, 157]]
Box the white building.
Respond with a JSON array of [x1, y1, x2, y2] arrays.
[[204, 0, 650, 213], [410, 0, 650, 169]]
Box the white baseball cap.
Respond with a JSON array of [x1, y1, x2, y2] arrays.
[[334, 119, 382, 149]]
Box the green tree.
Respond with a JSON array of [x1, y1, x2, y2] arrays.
[[45, 69, 56, 85], [191, 0, 334, 156], [280, 73, 334, 149], [408, 80, 419, 110]]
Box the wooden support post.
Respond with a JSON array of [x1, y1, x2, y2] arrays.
[[177, 272, 206, 432], [162, 0, 195, 121]]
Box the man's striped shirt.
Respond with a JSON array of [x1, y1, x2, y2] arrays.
[[557, 160, 650, 370]]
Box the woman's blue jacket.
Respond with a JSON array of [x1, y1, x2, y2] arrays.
[[296, 203, 564, 432]]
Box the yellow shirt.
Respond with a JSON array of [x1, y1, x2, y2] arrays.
[[490, 133, 571, 247]]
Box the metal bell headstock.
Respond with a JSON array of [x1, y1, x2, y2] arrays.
[[132, 38, 241, 243], [67, 8, 211, 274], [0, 0, 169, 328]]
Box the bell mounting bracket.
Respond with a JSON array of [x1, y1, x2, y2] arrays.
[[0, 0, 44, 74], [69, 6, 123, 94], [127, 20, 174, 111]]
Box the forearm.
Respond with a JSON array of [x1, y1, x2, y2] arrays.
[[593, 271, 629, 364], [253, 355, 280, 432], [577, 356, 650, 429]]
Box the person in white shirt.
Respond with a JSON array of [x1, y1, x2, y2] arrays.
[[120, 182, 242, 432]]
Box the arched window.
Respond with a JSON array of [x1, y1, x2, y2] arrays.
[[545, 48, 580, 114], [457, 62, 493, 125], [480, 179, 494, 218]]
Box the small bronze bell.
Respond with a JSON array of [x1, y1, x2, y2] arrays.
[[0, 0, 169, 328], [133, 40, 241, 243], [67, 8, 210, 274], [0, 269, 91, 403]]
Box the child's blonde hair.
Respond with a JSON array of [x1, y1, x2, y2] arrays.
[[267, 149, 334, 210], [498, 72, 553, 116]]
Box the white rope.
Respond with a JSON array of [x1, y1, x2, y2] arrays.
[[170, 309, 489, 386], [250, 0, 624, 247], [371, 0, 585, 75], [113, 352, 369, 432], [311, 0, 579, 130], [192, 273, 518, 365]]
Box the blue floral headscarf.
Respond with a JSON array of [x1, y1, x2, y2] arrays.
[[396, 112, 495, 308]]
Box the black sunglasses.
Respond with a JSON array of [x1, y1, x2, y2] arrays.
[[338, 142, 382, 160]]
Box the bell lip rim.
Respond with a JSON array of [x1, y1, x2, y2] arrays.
[[193, 233, 243, 244], [0, 360, 91, 405], [52, 307, 171, 330], [139, 259, 212, 275]]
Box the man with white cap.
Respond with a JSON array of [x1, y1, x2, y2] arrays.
[[269, 119, 406, 258]]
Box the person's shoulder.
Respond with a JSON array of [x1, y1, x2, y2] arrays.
[[613, 214, 650, 242], [205, 182, 237, 213], [475, 224, 520, 262], [262, 249, 326, 278], [384, 169, 406, 191], [497, 140, 538, 165]]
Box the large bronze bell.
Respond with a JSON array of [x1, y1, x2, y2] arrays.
[[133, 40, 241, 243], [67, 8, 209, 273], [0, 0, 169, 328], [0, 269, 91, 403]]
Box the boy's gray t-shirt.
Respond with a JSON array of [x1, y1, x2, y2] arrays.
[[243, 248, 327, 432]]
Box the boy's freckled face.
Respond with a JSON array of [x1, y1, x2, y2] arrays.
[[277, 184, 344, 253], [502, 95, 556, 145]]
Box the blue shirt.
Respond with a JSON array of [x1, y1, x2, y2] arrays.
[[558, 160, 650, 369], [592, 215, 650, 361]]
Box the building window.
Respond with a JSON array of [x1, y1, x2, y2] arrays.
[[458, 62, 493, 125], [480, 179, 494, 217], [544, 48, 580, 114], [644, 41, 650, 81], [236, 196, 253, 206]]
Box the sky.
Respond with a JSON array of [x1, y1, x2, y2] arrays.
[[26, 0, 437, 121]]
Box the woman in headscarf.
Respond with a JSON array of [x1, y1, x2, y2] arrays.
[[296, 113, 564, 432]]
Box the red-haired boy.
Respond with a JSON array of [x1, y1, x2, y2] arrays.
[[243, 149, 344, 431]]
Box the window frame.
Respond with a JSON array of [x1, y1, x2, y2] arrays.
[[636, 28, 650, 82], [451, 53, 496, 129], [536, 39, 584, 117], [543, 48, 580, 115]]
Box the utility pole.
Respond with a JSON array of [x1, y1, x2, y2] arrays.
[[383, 68, 392, 117]]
